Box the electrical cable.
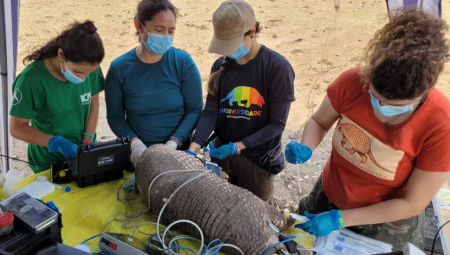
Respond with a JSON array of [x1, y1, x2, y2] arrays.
[[106, 165, 246, 255], [431, 220, 450, 255], [168, 235, 202, 249], [203, 239, 223, 255], [146, 169, 206, 212], [156, 170, 212, 255], [161, 219, 205, 255], [204, 244, 245, 255], [165, 246, 197, 255], [80, 233, 101, 244], [206, 239, 223, 254], [146, 235, 181, 255], [0, 153, 48, 167], [261, 236, 296, 255]]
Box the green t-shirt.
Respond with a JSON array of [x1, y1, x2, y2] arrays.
[[9, 60, 105, 173]]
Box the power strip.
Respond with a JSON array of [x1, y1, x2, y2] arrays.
[[98, 233, 148, 255]]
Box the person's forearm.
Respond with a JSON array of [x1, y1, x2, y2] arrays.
[[300, 117, 329, 151], [191, 95, 218, 147], [84, 95, 100, 143], [11, 125, 53, 147], [241, 102, 290, 150], [341, 198, 421, 227], [188, 142, 202, 154], [171, 109, 202, 146], [241, 122, 284, 150]]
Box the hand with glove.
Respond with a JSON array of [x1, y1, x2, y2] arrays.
[[208, 142, 239, 160], [48, 136, 78, 159], [130, 139, 147, 168], [295, 210, 344, 237], [165, 139, 178, 150], [285, 141, 313, 164], [185, 150, 197, 157]]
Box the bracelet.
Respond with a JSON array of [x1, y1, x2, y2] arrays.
[[168, 140, 178, 146], [336, 210, 345, 228], [84, 132, 95, 139], [235, 142, 241, 154]]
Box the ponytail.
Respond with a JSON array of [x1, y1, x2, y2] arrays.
[[207, 56, 230, 95], [23, 20, 104, 65]]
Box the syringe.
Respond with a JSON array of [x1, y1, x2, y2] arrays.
[[334, 0, 340, 11]]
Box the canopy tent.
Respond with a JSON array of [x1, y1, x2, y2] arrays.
[[0, 0, 19, 174], [387, 0, 442, 17]]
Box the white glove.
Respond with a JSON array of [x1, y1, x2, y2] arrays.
[[130, 139, 147, 168], [165, 140, 178, 150]]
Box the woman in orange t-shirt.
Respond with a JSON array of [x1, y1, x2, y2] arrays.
[[285, 9, 450, 250]]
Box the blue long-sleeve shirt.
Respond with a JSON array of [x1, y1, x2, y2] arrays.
[[105, 47, 203, 146]]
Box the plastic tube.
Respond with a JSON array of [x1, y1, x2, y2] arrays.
[[53, 183, 71, 192], [156, 170, 212, 255], [162, 219, 205, 255], [334, 0, 340, 11], [146, 169, 206, 211]]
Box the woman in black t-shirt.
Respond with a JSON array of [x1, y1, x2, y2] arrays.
[[188, 0, 295, 201]]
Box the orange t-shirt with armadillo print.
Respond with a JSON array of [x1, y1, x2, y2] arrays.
[[323, 68, 450, 210]]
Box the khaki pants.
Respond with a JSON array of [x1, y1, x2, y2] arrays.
[[213, 155, 275, 201], [298, 175, 424, 251]]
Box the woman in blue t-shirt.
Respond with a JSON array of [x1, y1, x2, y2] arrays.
[[188, 0, 295, 201], [105, 0, 203, 167]]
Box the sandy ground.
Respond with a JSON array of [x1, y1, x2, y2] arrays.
[[8, 1, 450, 251]]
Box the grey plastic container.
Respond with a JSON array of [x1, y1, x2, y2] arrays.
[[0, 192, 57, 233]]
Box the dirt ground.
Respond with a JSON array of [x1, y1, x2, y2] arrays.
[[10, 0, 450, 234]]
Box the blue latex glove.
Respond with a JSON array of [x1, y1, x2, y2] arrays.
[[47, 136, 78, 159], [185, 150, 197, 157], [295, 210, 340, 237], [208, 142, 237, 160], [285, 141, 313, 164]]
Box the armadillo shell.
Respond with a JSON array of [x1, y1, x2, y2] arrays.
[[135, 144, 293, 255]]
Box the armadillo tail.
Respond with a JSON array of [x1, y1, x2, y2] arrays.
[[220, 97, 229, 102], [367, 152, 394, 173]]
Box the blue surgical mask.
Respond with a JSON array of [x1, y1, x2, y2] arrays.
[[229, 38, 251, 60], [141, 23, 173, 55], [369, 90, 414, 117], [60, 60, 85, 84]]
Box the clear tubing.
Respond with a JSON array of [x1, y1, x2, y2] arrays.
[[334, 0, 340, 11]]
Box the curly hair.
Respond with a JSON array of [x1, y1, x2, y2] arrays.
[[361, 8, 449, 100]]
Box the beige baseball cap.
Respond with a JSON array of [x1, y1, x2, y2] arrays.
[[208, 0, 257, 56]]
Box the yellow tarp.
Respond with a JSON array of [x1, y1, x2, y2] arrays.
[[0, 170, 313, 254]]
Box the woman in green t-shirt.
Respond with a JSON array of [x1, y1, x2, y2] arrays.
[[9, 20, 105, 173]]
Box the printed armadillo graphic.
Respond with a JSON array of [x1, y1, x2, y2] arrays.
[[338, 123, 394, 173], [221, 86, 265, 108]]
